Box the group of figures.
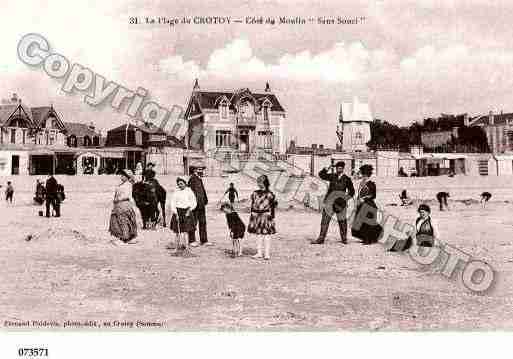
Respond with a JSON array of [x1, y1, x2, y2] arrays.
[[104, 157, 499, 260], [311, 161, 440, 251], [33, 176, 65, 217], [109, 163, 172, 244]]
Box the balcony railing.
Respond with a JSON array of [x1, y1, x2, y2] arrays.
[[236, 116, 257, 127]]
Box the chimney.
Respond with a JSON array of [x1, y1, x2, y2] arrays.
[[11, 93, 18, 103], [319, 144, 324, 150], [88, 121, 95, 131], [264, 82, 271, 92], [312, 144, 317, 150], [489, 111, 494, 126]]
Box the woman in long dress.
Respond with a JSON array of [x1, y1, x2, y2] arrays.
[[169, 177, 197, 249], [247, 175, 278, 260], [109, 169, 138, 244], [352, 164, 382, 245]]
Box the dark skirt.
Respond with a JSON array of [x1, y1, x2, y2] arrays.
[[351, 200, 383, 244], [109, 201, 138, 242], [247, 212, 276, 235], [416, 234, 434, 247], [389, 234, 433, 252], [169, 208, 196, 233]]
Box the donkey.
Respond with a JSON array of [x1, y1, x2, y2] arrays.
[[132, 181, 159, 229]]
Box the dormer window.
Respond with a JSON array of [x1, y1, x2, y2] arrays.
[[221, 103, 228, 119], [263, 106, 269, 123], [261, 99, 272, 124], [219, 98, 229, 119]]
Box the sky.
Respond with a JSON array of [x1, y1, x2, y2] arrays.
[[2, 0, 513, 148]]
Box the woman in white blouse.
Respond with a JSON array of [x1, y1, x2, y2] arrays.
[[109, 169, 138, 244], [169, 178, 197, 248]]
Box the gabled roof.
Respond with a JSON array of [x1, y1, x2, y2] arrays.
[[108, 123, 138, 133], [0, 103, 35, 127], [107, 122, 167, 135], [64, 122, 101, 138], [137, 122, 167, 135], [187, 89, 285, 114], [471, 113, 513, 126], [31, 106, 66, 130]]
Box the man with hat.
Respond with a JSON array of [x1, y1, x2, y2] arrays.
[[142, 162, 156, 182], [45, 175, 61, 217], [312, 160, 355, 244], [187, 167, 211, 246]]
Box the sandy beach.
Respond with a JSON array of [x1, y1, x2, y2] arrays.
[[0, 174, 512, 330]]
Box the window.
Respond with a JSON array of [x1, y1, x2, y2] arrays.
[[354, 131, 364, 145], [478, 160, 489, 176], [49, 130, 56, 145], [68, 135, 78, 147], [83, 136, 92, 147], [93, 136, 100, 146], [135, 131, 143, 146], [240, 101, 253, 118], [10, 129, 16, 144], [216, 130, 232, 147], [220, 101, 228, 119], [257, 130, 273, 148], [22, 129, 26, 145], [263, 106, 269, 123]]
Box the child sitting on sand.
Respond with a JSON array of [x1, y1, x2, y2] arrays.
[[221, 202, 246, 257], [399, 189, 413, 206]]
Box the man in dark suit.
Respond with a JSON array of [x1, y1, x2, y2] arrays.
[[188, 168, 212, 246], [45, 175, 61, 217], [142, 163, 156, 182], [311, 161, 355, 244]]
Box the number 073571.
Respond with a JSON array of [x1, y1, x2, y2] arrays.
[[17, 348, 48, 357]]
